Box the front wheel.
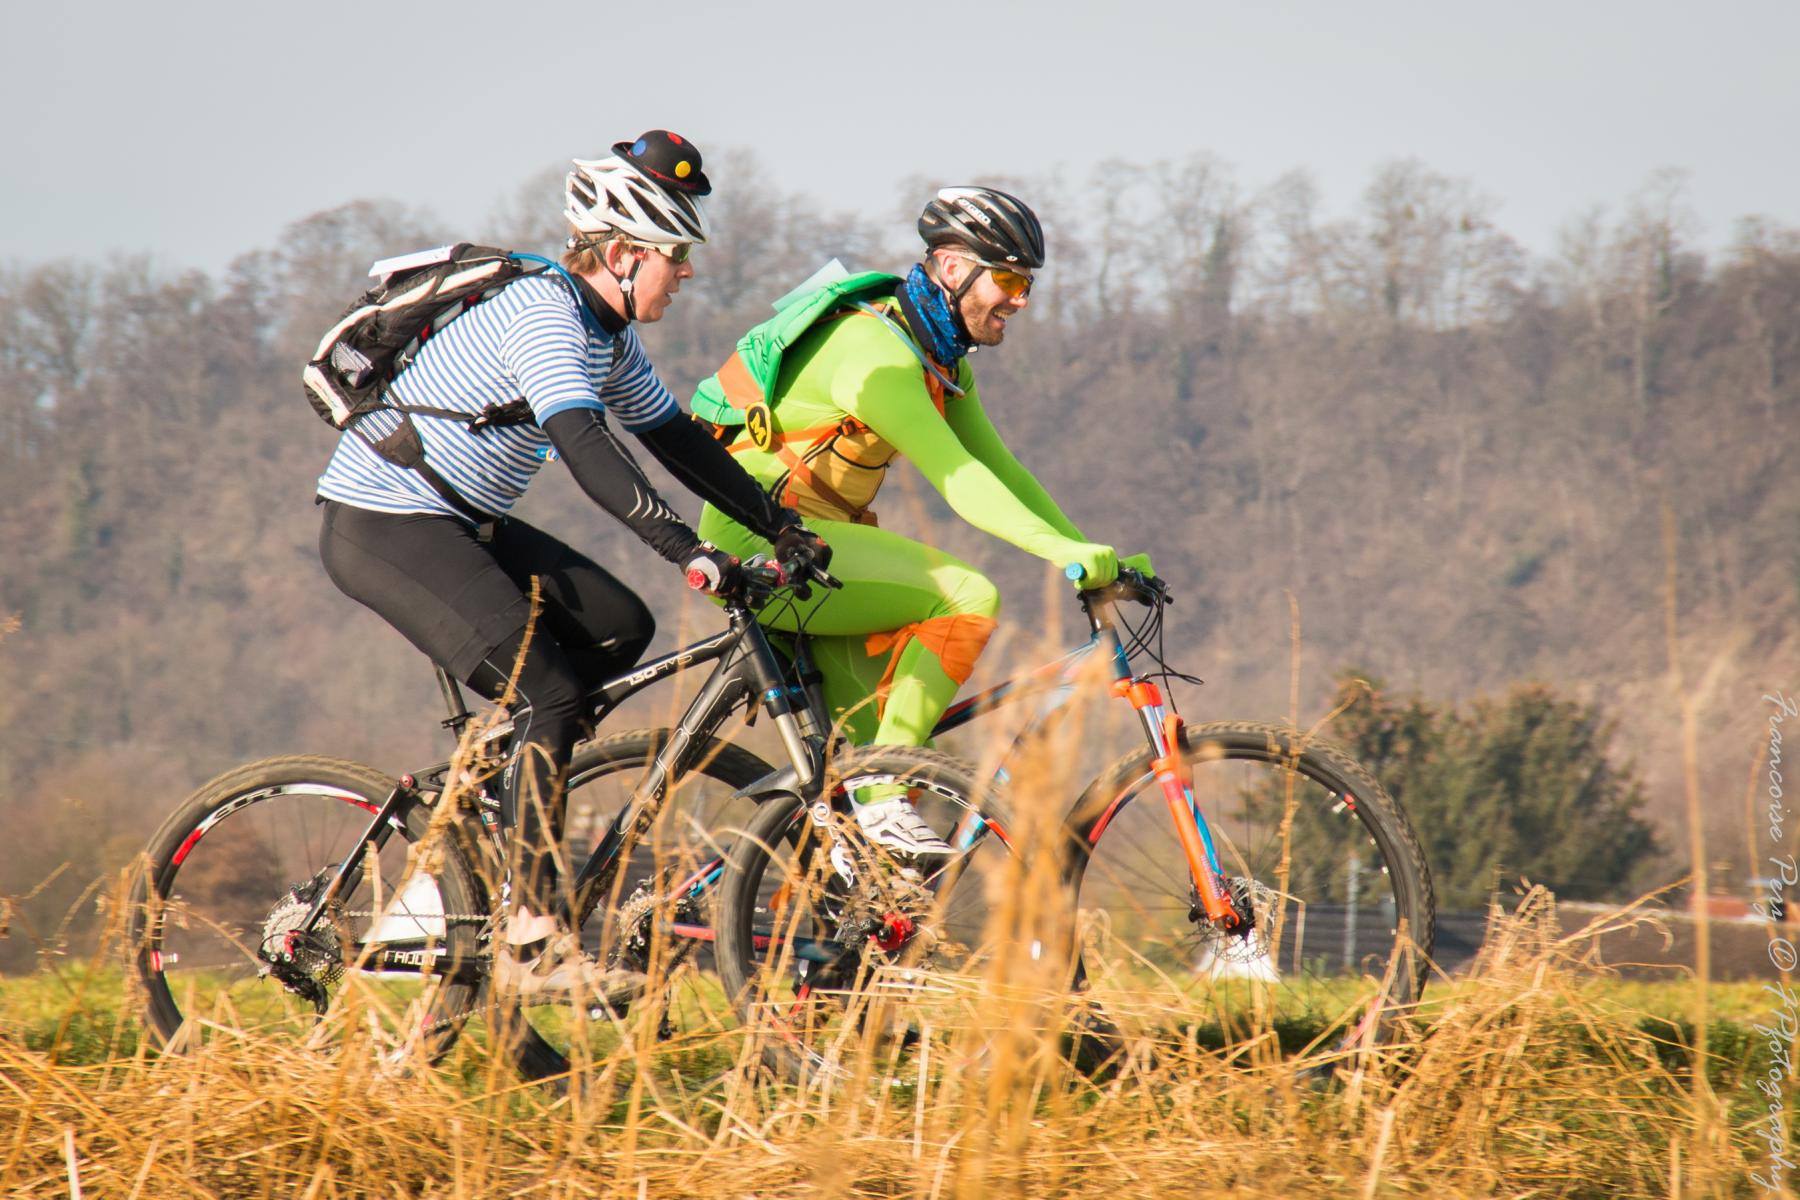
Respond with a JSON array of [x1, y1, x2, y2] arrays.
[[1063, 721, 1435, 1062]]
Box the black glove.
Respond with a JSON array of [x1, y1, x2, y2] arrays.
[[772, 512, 832, 571], [682, 545, 743, 597]]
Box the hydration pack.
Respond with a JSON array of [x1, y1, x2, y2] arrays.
[[690, 267, 963, 525], [303, 244, 555, 522]]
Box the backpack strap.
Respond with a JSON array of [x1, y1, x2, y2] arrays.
[[353, 413, 502, 525], [511, 253, 618, 345], [851, 301, 964, 397]]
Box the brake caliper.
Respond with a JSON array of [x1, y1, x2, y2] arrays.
[[873, 913, 915, 953]]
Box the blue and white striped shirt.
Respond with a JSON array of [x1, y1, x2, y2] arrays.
[[316, 273, 678, 519]]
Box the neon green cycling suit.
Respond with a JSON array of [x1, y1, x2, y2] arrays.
[[697, 295, 1132, 748]]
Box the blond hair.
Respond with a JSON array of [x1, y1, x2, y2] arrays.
[[561, 229, 620, 276]]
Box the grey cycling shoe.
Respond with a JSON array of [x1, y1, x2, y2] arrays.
[[492, 932, 647, 1010]]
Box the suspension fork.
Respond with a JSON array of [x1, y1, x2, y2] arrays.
[[741, 618, 827, 791], [1101, 626, 1245, 930]]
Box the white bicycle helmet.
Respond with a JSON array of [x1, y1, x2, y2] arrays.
[[565, 129, 711, 246]]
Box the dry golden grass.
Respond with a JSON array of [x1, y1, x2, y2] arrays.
[[1, 862, 1786, 1198]]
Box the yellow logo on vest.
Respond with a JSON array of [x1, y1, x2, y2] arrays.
[[745, 402, 775, 451]]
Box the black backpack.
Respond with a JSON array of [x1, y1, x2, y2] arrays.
[[303, 243, 555, 522]]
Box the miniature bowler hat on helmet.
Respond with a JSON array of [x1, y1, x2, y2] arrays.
[[610, 130, 712, 196]]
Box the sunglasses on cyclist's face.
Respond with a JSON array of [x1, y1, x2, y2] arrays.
[[626, 240, 695, 265], [986, 265, 1033, 299], [955, 254, 1032, 299]]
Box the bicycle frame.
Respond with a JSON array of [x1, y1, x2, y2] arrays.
[[929, 584, 1243, 928], [293, 596, 838, 969]]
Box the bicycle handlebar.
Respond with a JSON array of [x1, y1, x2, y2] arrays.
[[689, 548, 842, 606], [752, 552, 842, 603], [1063, 563, 1172, 608]]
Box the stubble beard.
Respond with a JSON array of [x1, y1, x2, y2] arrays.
[[961, 296, 1009, 347]]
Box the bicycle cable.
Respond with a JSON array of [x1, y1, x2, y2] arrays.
[[1118, 591, 1203, 713]]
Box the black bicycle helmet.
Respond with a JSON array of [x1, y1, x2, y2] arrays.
[[917, 186, 1045, 269]]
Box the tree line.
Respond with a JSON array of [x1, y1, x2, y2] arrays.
[[0, 153, 1794, 968]]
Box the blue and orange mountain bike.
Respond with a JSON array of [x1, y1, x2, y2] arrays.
[[712, 566, 1437, 1078]]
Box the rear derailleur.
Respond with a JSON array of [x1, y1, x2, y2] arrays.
[[256, 869, 345, 1012]]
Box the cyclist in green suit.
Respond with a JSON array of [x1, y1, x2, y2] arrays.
[[692, 187, 1152, 853]]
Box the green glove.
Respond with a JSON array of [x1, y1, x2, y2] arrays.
[[1121, 552, 1156, 580], [1063, 542, 1120, 590]]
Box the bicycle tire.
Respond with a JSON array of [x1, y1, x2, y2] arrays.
[[714, 745, 1036, 1083], [128, 755, 486, 1063], [502, 729, 782, 1083], [1061, 720, 1435, 1062]]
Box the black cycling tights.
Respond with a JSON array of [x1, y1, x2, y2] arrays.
[[319, 501, 653, 912]]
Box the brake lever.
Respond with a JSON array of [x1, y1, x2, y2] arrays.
[[773, 555, 842, 599], [1117, 567, 1172, 607]]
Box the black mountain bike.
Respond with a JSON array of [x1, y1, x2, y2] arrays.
[[128, 552, 1014, 1081]]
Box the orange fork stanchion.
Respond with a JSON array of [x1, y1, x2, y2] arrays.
[[1116, 678, 1242, 929]]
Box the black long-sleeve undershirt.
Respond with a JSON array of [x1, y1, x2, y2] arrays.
[[540, 408, 702, 565], [632, 412, 793, 541]]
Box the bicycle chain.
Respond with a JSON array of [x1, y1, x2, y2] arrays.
[[337, 908, 494, 923]]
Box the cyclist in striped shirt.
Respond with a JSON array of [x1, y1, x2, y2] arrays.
[[316, 130, 829, 1003]]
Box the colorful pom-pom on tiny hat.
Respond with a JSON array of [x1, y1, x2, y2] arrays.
[[611, 129, 711, 195]]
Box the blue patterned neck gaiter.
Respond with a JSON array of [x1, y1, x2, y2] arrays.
[[899, 263, 973, 364]]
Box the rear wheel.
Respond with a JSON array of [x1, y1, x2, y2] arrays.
[[129, 756, 484, 1063], [714, 746, 1030, 1082], [1063, 721, 1434, 1063]]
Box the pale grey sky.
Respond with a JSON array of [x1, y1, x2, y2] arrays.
[[3, 0, 1794, 272]]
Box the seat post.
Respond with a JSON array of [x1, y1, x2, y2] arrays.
[[435, 665, 474, 734]]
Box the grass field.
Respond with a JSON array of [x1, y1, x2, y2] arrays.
[[1, 891, 1794, 1199]]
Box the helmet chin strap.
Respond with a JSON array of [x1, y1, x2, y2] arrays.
[[595, 241, 645, 324], [614, 255, 645, 324], [937, 258, 981, 347], [570, 234, 645, 324]]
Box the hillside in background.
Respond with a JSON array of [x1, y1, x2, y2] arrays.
[[2, 154, 1795, 957]]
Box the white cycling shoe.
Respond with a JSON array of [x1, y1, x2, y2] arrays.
[[853, 797, 954, 857]]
